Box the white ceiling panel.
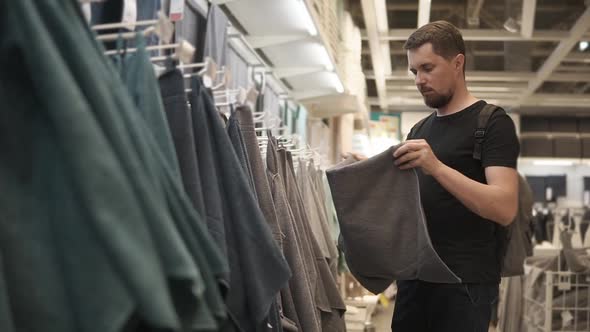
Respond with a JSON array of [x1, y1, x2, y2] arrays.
[[225, 0, 310, 36]]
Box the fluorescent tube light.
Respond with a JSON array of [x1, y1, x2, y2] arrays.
[[297, 0, 317, 36]]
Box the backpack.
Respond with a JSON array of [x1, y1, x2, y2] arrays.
[[409, 104, 533, 277]]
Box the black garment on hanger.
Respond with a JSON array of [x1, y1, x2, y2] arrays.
[[158, 69, 207, 215]]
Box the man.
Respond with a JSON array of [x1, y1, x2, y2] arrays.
[[391, 21, 520, 331]]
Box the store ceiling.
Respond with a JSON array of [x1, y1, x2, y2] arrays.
[[347, 0, 590, 113], [221, 0, 344, 103]]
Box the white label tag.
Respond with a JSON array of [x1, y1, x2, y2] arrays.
[[121, 0, 137, 31], [561, 311, 574, 327], [169, 0, 185, 22], [81, 3, 92, 23]]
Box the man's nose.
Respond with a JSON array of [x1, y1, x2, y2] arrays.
[[415, 72, 425, 85]]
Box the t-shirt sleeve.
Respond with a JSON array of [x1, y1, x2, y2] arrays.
[[481, 111, 520, 169]]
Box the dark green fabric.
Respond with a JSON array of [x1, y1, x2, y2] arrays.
[[0, 254, 14, 332], [114, 34, 181, 177], [113, 35, 228, 330], [0, 1, 228, 331]]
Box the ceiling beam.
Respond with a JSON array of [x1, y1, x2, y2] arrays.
[[385, 91, 523, 99], [374, 0, 392, 75], [387, 82, 527, 92], [555, 65, 590, 73], [418, 0, 431, 27], [366, 70, 535, 81], [365, 70, 590, 82], [386, 3, 581, 12], [361, 0, 389, 109], [362, 48, 560, 56], [561, 53, 590, 63], [361, 29, 574, 41], [520, 0, 537, 38], [517, 8, 590, 107], [368, 94, 590, 108]]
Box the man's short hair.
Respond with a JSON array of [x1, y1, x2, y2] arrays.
[[403, 20, 466, 68]]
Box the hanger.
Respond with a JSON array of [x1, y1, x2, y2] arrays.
[[149, 40, 195, 64], [212, 67, 231, 91], [94, 12, 174, 44], [180, 57, 216, 76]]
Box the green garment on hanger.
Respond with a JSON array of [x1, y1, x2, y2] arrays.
[[0, 1, 228, 331]]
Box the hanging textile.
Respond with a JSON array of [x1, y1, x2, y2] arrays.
[[188, 77, 291, 332], [327, 146, 461, 294], [284, 152, 346, 332], [227, 111, 257, 196], [159, 68, 207, 216], [1, 1, 229, 331], [203, 4, 228, 67], [266, 137, 322, 332]]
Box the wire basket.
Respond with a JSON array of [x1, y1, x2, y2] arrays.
[[524, 270, 590, 331]]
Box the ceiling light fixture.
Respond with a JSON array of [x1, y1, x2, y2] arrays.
[[580, 41, 589, 52], [331, 72, 344, 93], [297, 0, 317, 36], [319, 45, 334, 71]]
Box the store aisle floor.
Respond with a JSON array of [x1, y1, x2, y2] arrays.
[[372, 303, 497, 332], [371, 303, 394, 331]]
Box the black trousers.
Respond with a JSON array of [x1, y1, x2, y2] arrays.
[[391, 280, 499, 332]]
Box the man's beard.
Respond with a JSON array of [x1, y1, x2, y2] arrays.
[[422, 90, 452, 109]]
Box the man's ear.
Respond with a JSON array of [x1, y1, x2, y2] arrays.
[[454, 54, 465, 73]]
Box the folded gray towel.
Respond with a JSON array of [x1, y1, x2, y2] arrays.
[[327, 146, 461, 293]]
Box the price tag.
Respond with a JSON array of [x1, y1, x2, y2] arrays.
[[121, 0, 137, 31], [170, 0, 185, 22]]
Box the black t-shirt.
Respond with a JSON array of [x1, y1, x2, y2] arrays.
[[408, 100, 520, 283]]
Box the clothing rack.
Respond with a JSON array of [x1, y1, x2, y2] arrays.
[[92, 20, 158, 31], [93, 12, 174, 44], [149, 40, 196, 64]]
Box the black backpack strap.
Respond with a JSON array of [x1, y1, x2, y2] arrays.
[[473, 104, 502, 161], [408, 112, 435, 140]]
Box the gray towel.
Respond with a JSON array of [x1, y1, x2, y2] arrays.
[[326, 146, 461, 294]]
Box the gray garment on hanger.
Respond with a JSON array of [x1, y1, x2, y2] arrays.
[[227, 113, 257, 197], [326, 146, 461, 294], [237, 106, 284, 248], [227, 111, 283, 332], [298, 160, 339, 277], [267, 137, 318, 332], [203, 4, 228, 66], [283, 152, 346, 332], [191, 79, 291, 332]]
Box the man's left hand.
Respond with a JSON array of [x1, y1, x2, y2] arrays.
[[393, 139, 443, 175]]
